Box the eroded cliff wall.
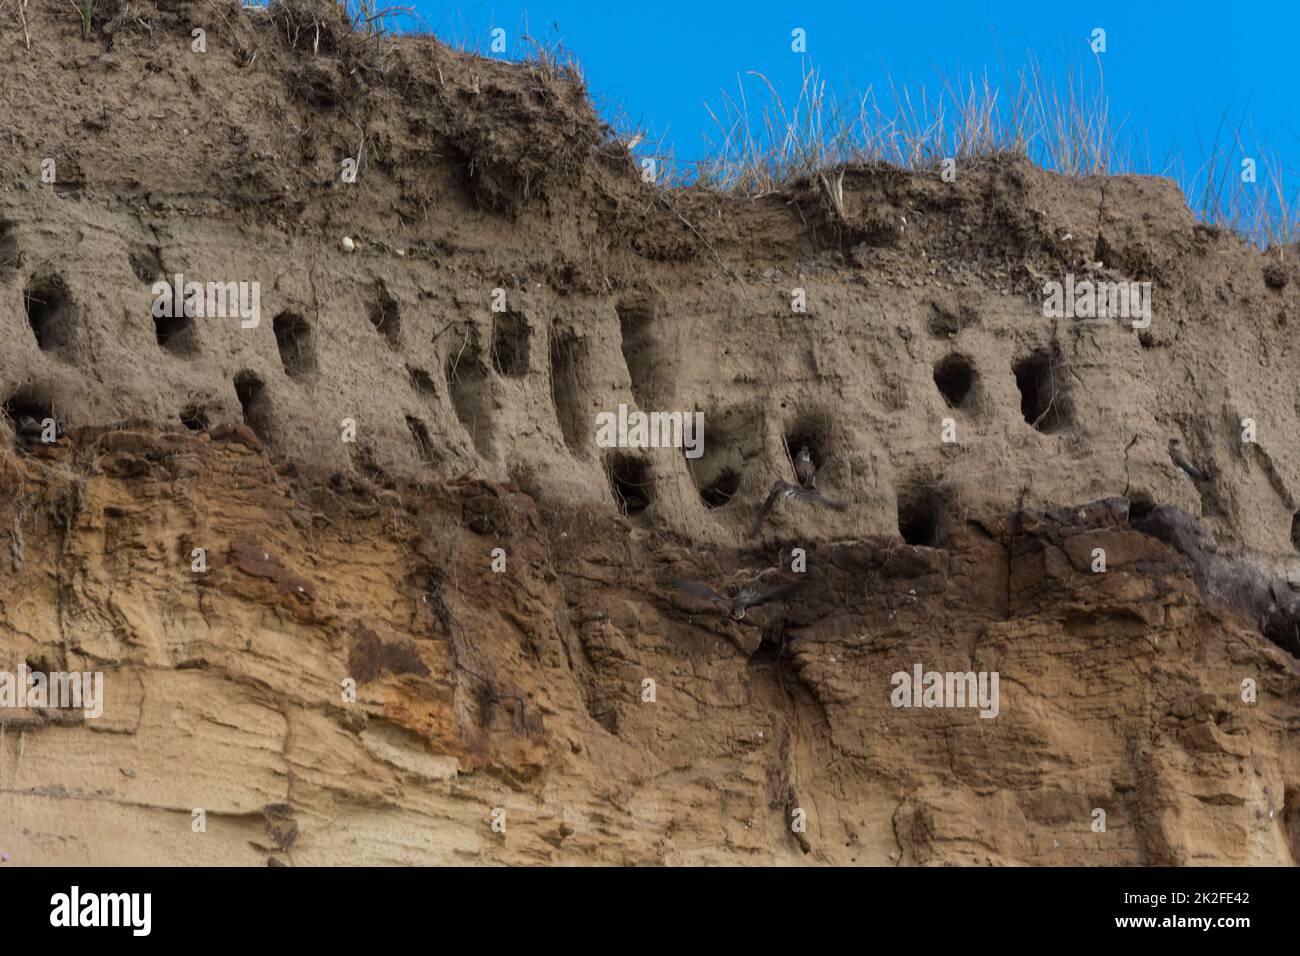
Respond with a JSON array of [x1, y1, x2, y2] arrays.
[[0, 0, 1297, 865]]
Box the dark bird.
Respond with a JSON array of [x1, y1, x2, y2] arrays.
[[749, 480, 847, 536], [667, 576, 802, 620], [793, 446, 817, 489], [15, 415, 46, 443], [1168, 438, 1208, 482]]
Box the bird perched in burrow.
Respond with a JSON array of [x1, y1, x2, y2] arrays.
[[667, 575, 802, 621], [793, 445, 817, 489], [750, 480, 846, 537], [12, 414, 54, 445], [1168, 437, 1209, 483]]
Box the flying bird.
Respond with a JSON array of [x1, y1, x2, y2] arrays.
[[667, 576, 802, 620], [749, 480, 847, 537], [793, 446, 817, 489], [1168, 438, 1209, 483]]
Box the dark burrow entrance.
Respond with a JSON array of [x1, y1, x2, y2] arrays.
[[153, 308, 199, 356], [273, 311, 316, 378], [699, 469, 741, 508], [1129, 491, 1157, 526], [933, 353, 976, 408], [1014, 351, 1071, 433], [784, 413, 832, 486], [3, 388, 56, 447], [369, 280, 401, 348], [549, 330, 587, 454], [617, 294, 662, 408], [1262, 613, 1300, 657], [407, 366, 437, 397], [607, 453, 651, 516], [233, 371, 272, 443], [25, 274, 76, 355], [491, 310, 530, 377], [1283, 788, 1300, 863], [179, 405, 210, 431], [687, 407, 754, 510], [405, 415, 435, 465], [445, 327, 491, 454], [898, 483, 948, 547], [150, 282, 199, 356]]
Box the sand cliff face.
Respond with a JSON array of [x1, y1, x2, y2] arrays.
[[0, 0, 1297, 865]]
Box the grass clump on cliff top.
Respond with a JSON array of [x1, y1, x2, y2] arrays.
[[678, 54, 1295, 248]]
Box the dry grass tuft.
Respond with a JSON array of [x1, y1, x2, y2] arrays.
[[688, 52, 1296, 247], [695, 53, 1121, 192]]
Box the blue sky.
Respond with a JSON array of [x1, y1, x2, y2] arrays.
[[393, 2, 1298, 225]]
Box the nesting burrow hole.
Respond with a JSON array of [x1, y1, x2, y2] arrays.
[[405, 415, 436, 466], [549, 328, 589, 455], [350, 442, 393, 487], [369, 280, 401, 348], [617, 293, 662, 408], [1291, 512, 1300, 553], [407, 365, 437, 397], [1283, 789, 1300, 862], [24, 274, 76, 355], [445, 326, 490, 455], [700, 468, 740, 508], [179, 404, 210, 431], [897, 482, 951, 547], [607, 453, 651, 516], [1014, 350, 1072, 433], [273, 311, 317, 379], [689, 408, 753, 510], [490, 310, 530, 377], [233, 370, 272, 443], [1128, 490, 1157, 526], [783, 411, 832, 487], [3, 387, 57, 447], [933, 353, 977, 408], [152, 287, 199, 357]]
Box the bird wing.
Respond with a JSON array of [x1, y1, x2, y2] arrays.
[[667, 577, 728, 608], [748, 481, 790, 537], [738, 580, 804, 609], [1172, 451, 1208, 482]]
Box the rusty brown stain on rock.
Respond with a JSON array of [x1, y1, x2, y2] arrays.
[[348, 625, 431, 684], [230, 536, 316, 602]]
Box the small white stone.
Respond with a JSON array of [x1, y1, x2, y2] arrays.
[[341, 236, 355, 253]]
